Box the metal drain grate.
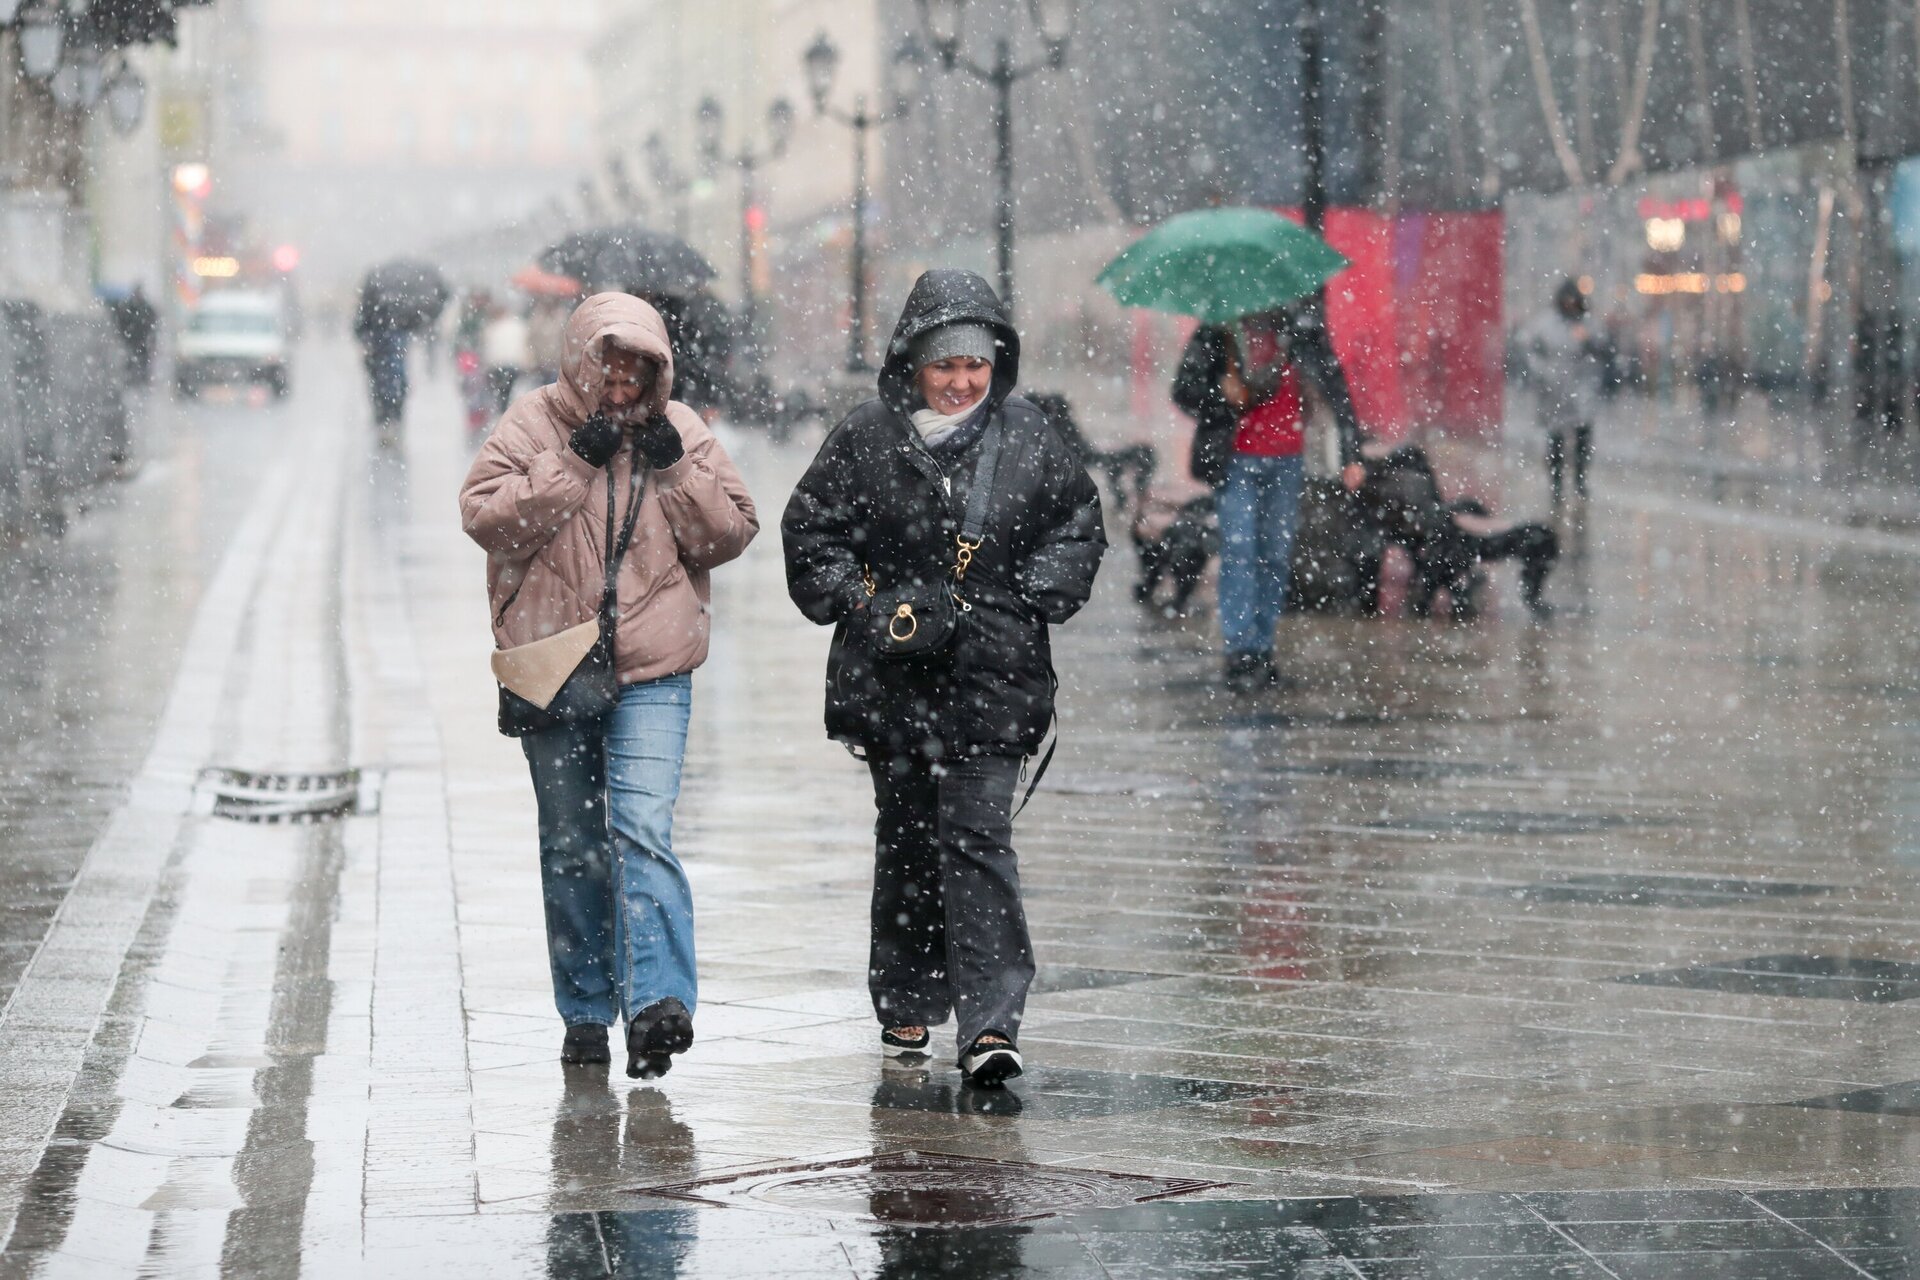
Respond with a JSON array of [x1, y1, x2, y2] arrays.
[[638, 1151, 1229, 1228], [193, 768, 379, 824]]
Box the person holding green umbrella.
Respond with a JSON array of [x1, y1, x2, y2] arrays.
[[1102, 207, 1365, 690]]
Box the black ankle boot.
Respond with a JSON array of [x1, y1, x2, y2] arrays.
[[626, 997, 694, 1080], [561, 1023, 611, 1065]]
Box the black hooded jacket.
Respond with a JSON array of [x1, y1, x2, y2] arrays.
[[782, 270, 1106, 755]]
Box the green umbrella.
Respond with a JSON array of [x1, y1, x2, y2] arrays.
[[1095, 206, 1349, 324]]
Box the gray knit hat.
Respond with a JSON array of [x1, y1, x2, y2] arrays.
[[907, 322, 999, 371]]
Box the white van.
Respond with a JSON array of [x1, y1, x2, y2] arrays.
[[175, 291, 290, 399]]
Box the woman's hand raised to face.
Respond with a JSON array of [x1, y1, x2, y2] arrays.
[[632, 415, 684, 469], [1221, 367, 1253, 411], [569, 412, 623, 468]]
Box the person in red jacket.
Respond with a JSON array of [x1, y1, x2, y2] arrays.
[[1215, 308, 1357, 690]]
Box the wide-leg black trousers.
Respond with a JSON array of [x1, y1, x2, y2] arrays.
[[865, 750, 1033, 1053]]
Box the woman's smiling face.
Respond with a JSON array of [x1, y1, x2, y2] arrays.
[[915, 357, 992, 414]]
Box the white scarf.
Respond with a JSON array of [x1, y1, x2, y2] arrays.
[[910, 395, 987, 448]]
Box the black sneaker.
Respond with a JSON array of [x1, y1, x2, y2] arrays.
[[626, 997, 694, 1080], [1258, 658, 1296, 690], [561, 1023, 611, 1065], [959, 1034, 1023, 1088], [881, 1026, 932, 1059], [1224, 652, 1267, 693]]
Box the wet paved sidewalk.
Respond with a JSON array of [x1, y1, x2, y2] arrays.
[[3, 352, 1920, 1276]]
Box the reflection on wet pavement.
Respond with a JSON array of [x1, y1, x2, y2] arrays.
[[3, 350, 1920, 1274]]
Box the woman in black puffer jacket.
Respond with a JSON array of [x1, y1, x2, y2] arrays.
[[782, 269, 1105, 1087]]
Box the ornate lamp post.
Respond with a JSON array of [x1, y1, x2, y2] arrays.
[[1299, 0, 1327, 233], [17, 2, 65, 80], [105, 61, 146, 135], [805, 31, 924, 373], [917, 0, 1073, 317], [696, 94, 795, 375]]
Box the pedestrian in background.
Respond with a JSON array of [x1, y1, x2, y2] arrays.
[[783, 269, 1105, 1088], [481, 302, 531, 417], [1172, 306, 1361, 692], [111, 284, 158, 386], [527, 296, 569, 387], [453, 290, 492, 436], [460, 293, 758, 1079], [1519, 278, 1607, 510]]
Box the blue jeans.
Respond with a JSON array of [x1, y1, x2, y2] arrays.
[[1216, 452, 1304, 656], [362, 329, 409, 425], [520, 674, 695, 1027]]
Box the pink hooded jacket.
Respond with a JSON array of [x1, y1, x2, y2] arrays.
[[459, 293, 758, 686]]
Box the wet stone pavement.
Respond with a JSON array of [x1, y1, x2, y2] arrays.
[[2, 352, 1920, 1277]]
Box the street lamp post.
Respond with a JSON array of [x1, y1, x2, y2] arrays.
[[805, 31, 924, 373], [17, 3, 65, 80], [1299, 0, 1327, 234], [918, 0, 1074, 318], [697, 94, 794, 376]]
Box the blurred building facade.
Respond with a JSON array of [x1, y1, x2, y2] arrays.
[[578, 0, 1920, 444], [590, 0, 891, 376], [1, 0, 231, 307], [233, 0, 598, 297]]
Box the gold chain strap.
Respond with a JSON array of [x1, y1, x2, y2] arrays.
[[863, 531, 980, 634], [954, 535, 981, 583]]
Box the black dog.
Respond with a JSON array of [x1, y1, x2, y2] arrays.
[[1029, 391, 1156, 519], [1132, 494, 1219, 615], [1356, 446, 1558, 619]]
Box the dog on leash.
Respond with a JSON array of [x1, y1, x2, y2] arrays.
[[1131, 494, 1218, 615], [1028, 392, 1156, 519]]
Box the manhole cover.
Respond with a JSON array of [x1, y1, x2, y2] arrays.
[[192, 768, 380, 823], [637, 1151, 1228, 1228]]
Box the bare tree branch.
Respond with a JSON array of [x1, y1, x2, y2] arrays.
[[1517, 0, 1587, 187], [1607, 0, 1663, 184]]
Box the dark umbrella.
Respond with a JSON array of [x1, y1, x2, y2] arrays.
[[358, 258, 451, 333], [539, 224, 716, 297]]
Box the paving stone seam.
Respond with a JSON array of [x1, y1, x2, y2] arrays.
[[348, 443, 481, 1230], [0, 460, 298, 1254]]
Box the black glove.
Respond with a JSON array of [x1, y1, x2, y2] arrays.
[[632, 414, 685, 469], [568, 412, 622, 468]]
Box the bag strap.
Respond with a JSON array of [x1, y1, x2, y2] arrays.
[[1012, 714, 1056, 819], [1012, 663, 1063, 818], [492, 441, 647, 631], [601, 446, 646, 627], [953, 421, 1004, 583]]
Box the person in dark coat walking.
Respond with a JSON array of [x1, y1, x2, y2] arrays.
[[782, 270, 1105, 1087], [112, 285, 158, 386]]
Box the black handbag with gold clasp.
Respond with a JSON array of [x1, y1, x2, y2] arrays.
[[864, 421, 1003, 661]]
